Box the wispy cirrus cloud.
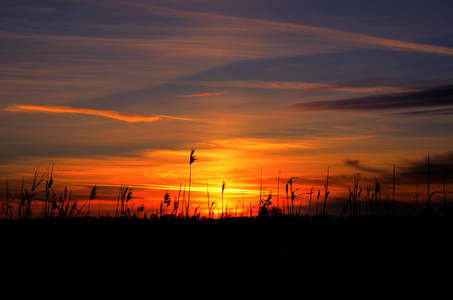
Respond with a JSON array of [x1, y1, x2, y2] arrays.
[[108, 1, 453, 57], [178, 91, 228, 98], [180, 80, 412, 94], [3, 1, 453, 111], [4, 104, 193, 123], [396, 107, 453, 116]]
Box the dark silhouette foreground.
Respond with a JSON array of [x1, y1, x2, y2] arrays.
[[1, 214, 452, 277]]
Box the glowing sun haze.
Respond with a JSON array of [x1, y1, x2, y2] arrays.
[[1, 0, 453, 216]]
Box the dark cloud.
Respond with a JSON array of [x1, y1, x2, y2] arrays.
[[399, 152, 453, 184], [290, 85, 453, 112], [396, 107, 453, 116], [345, 159, 384, 173]]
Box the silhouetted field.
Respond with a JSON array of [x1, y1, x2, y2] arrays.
[[2, 214, 452, 276], [1, 160, 452, 277]]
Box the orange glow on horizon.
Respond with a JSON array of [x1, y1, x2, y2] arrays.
[[0, 134, 434, 218], [1, 1, 453, 222]]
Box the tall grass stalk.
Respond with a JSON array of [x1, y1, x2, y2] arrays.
[[374, 178, 381, 215], [89, 184, 97, 215], [277, 170, 281, 210], [1, 178, 14, 220], [341, 173, 361, 218], [116, 183, 132, 218], [316, 189, 320, 215], [206, 179, 210, 219], [222, 181, 226, 218], [444, 170, 447, 208], [242, 189, 245, 217], [175, 179, 182, 217], [285, 177, 298, 216], [163, 190, 171, 216], [365, 186, 371, 215], [415, 177, 419, 215], [18, 168, 47, 219], [260, 168, 263, 213], [181, 183, 186, 218], [56, 187, 78, 218], [75, 184, 96, 217], [392, 164, 396, 215], [323, 166, 330, 215], [42, 165, 54, 217], [188, 148, 197, 218], [235, 200, 240, 218], [427, 154, 430, 208], [307, 186, 314, 218]]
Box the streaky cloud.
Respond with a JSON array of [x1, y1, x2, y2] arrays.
[[395, 107, 453, 116], [289, 85, 453, 112], [4, 104, 193, 123], [178, 91, 228, 98], [179, 80, 412, 94], [110, 1, 453, 56]]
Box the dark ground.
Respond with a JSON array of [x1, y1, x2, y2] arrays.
[[1, 214, 452, 278]]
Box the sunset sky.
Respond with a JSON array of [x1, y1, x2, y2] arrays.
[[1, 0, 453, 217]]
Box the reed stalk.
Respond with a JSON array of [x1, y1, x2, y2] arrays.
[[427, 154, 430, 208], [392, 164, 396, 215], [277, 170, 281, 210], [444, 170, 447, 207], [222, 181, 225, 218], [307, 186, 314, 217], [206, 179, 210, 219], [1, 178, 14, 220], [188, 148, 197, 218], [323, 166, 330, 215]]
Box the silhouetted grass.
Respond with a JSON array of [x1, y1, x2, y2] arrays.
[[1, 155, 453, 275]]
